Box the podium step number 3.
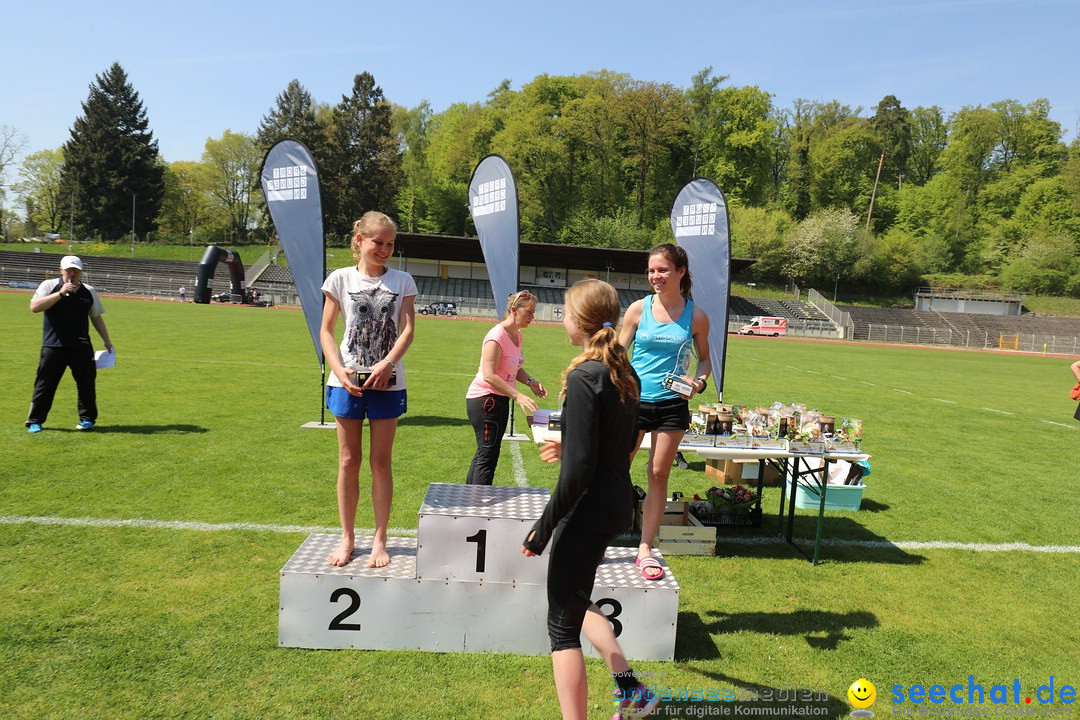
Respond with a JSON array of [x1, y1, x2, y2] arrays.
[[279, 483, 679, 660]]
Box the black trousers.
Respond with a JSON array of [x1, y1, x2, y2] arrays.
[[465, 394, 510, 485], [546, 520, 614, 652], [27, 345, 97, 426]]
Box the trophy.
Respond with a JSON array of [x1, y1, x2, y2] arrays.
[[348, 366, 397, 387], [662, 339, 696, 399]]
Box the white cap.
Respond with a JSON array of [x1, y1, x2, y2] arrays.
[[60, 255, 83, 270]]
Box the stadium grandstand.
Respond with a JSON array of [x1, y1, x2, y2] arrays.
[[5, 241, 1080, 352]]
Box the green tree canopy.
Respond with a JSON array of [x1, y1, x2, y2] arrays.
[[59, 62, 164, 240]]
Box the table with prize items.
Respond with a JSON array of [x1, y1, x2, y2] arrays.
[[279, 482, 680, 659], [531, 425, 869, 566]]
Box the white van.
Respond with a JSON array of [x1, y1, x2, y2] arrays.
[[738, 316, 788, 336]]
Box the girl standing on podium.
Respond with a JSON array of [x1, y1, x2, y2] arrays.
[[464, 290, 547, 484], [522, 279, 659, 720], [320, 211, 416, 568], [619, 243, 710, 582]]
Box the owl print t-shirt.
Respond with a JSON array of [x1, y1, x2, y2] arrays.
[[322, 266, 417, 391]]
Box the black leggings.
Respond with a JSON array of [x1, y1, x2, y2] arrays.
[[465, 394, 510, 485], [546, 520, 613, 652]]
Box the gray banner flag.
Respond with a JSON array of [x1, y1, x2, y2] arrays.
[[261, 140, 325, 364], [468, 155, 519, 318], [670, 178, 732, 400]]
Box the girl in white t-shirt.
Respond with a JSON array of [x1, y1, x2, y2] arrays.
[[464, 290, 547, 484], [320, 211, 417, 568]]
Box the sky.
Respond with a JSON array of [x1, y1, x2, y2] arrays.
[[2, 0, 1078, 195]]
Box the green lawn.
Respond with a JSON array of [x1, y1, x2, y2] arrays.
[[1, 290, 1077, 719]]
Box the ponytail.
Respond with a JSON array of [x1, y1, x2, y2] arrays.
[[560, 280, 639, 404]]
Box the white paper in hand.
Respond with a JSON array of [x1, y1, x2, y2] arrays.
[[94, 349, 116, 369]]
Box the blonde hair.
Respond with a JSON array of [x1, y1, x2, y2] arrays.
[[505, 289, 537, 318], [560, 279, 639, 404], [351, 211, 398, 261]]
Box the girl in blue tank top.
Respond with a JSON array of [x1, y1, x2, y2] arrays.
[[619, 244, 712, 581]]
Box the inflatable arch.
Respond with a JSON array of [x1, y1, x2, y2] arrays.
[[193, 245, 245, 303]]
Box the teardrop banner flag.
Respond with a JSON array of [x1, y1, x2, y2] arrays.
[[670, 178, 732, 400], [260, 139, 325, 365], [468, 154, 519, 318]]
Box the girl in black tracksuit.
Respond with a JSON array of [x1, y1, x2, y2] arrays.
[[522, 279, 659, 720]]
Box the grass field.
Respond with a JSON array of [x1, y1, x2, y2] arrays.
[[2, 290, 1078, 719]]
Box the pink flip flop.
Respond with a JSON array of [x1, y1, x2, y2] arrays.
[[636, 556, 664, 581]]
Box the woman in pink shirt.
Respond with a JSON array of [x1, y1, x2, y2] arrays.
[[465, 290, 548, 484]]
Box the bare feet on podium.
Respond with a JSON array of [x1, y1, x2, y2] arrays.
[[368, 538, 390, 568], [327, 536, 355, 566]]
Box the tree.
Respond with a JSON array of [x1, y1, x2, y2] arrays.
[[0, 124, 28, 194], [907, 106, 948, 186], [14, 148, 65, 234], [58, 62, 165, 240], [324, 72, 402, 241], [783, 207, 860, 286], [866, 95, 911, 229], [157, 161, 213, 242], [256, 79, 326, 156], [617, 80, 688, 227], [202, 131, 262, 242]]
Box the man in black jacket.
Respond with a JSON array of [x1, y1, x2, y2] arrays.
[[25, 255, 115, 433]]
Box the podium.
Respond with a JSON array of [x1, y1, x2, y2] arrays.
[[279, 483, 680, 660]]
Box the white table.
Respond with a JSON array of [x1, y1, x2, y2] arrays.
[[531, 425, 870, 565]]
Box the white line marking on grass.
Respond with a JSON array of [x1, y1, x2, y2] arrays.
[[805, 370, 821, 374], [510, 442, 528, 487], [892, 389, 913, 395], [860, 381, 876, 386], [0, 515, 418, 537], [980, 408, 1014, 415], [831, 375, 847, 380], [713, 536, 1080, 553], [1041, 420, 1077, 429], [933, 398, 958, 404], [9, 515, 1079, 554]]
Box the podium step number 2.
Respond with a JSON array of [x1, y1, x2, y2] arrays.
[[279, 483, 679, 660]]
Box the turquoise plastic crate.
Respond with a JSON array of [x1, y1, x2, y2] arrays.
[[794, 483, 866, 512]]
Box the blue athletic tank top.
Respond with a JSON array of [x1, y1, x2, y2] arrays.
[[630, 295, 694, 402]]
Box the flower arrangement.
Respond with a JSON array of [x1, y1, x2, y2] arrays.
[[700, 485, 758, 513]]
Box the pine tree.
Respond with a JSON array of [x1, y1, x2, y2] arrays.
[[323, 72, 402, 242], [256, 79, 325, 156], [59, 62, 165, 240]]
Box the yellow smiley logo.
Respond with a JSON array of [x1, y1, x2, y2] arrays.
[[848, 678, 877, 709]]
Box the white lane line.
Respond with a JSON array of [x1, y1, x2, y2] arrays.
[[805, 370, 821, 375], [933, 398, 958, 404], [0, 515, 418, 537], [860, 381, 876, 387], [713, 536, 1080, 553], [1041, 419, 1077, 429], [980, 408, 1014, 415], [7, 515, 1079, 555], [892, 389, 913, 395], [831, 375, 847, 380], [510, 441, 529, 487]]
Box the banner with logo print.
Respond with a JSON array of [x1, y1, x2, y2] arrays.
[[670, 178, 732, 400], [468, 155, 519, 318], [260, 139, 325, 364]]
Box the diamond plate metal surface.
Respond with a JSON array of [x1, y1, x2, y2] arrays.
[[594, 547, 681, 591], [280, 534, 418, 579], [419, 482, 550, 519]]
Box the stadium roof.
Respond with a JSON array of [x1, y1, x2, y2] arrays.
[[395, 233, 756, 275]]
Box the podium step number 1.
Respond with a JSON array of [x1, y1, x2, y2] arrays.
[[279, 483, 680, 660]]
